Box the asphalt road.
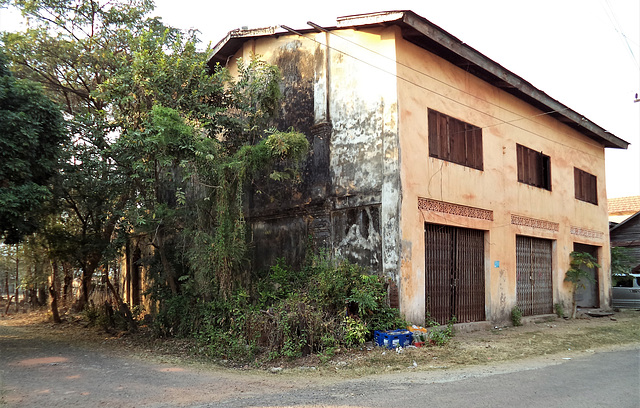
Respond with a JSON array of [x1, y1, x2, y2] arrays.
[[1, 321, 638, 408], [209, 348, 640, 408]]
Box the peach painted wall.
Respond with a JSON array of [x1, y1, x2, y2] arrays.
[[395, 34, 610, 324]]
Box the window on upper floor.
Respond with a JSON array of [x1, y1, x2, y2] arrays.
[[428, 109, 483, 170], [516, 144, 551, 190], [574, 167, 598, 205]]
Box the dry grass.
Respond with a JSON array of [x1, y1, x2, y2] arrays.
[[1, 307, 639, 377]]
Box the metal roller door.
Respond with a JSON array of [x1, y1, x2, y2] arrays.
[[425, 224, 485, 324], [516, 236, 553, 316]]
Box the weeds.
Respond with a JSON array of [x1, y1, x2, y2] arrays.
[[152, 255, 407, 362], [554, 303, 564, 318], [425, 316, 457, 346], [511, 306, 523, 327]]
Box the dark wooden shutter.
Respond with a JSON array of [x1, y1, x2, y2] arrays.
[[517, 144, 551, 190], [428, 109, 439, 159], [428, 109, 483, 170], [574, 168, 597, 204]]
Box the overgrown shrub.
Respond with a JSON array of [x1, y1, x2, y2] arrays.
[[152, 294, 207, 338], [511, 306, 523, 326], [426, 316, 457, 346], [82, 301, 137, 332], [554, 303, 564, 318], [153, 255, 408, 362]]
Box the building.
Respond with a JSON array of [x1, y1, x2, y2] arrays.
[[608, 195, 640, 224], [208, 11, 629, 324], [609, 199, 640, 275]]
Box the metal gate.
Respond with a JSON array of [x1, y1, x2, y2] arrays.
[[516, 236, 553, 316], [425, 224, 485, 325]]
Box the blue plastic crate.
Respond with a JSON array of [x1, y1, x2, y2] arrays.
[[374, 329, 413, 349]]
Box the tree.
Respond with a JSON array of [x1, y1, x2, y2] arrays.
[[0, 51, 65, 244], [1, 0, 163, 309], [2, 0, 309, 315], [611, 246, 635, 284], [564, 251, 600, 319]]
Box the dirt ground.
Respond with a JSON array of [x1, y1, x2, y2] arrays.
[[1, 307, 639, 407]]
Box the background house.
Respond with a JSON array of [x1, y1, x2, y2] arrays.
[[609, 196, 640, 224], [609, 196, 640, 275], [208, 10, 629, 324]]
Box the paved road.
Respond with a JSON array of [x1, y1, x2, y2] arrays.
[[1, 321, 638, 407], [0, 324, 318, 407], [209, 348, 640, 408]]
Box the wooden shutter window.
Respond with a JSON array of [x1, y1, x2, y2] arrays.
[[574, 167, 598, 205], [516, 144, 551, 190], [428, 109, 483, 170]]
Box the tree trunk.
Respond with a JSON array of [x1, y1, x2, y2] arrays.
[[77, 271, 91, 311], [15, 257, 19, 313], [104, 272, 137, 333], [38, 284, 47, 306], [76, 255, 100, 311], [62, 262, 73, 306], [28, 288, 38, 307], [156, 228, 178, 295], [49, 260, 62, 324], [5, 295, 14, 315], [4, 269, 8, 301]]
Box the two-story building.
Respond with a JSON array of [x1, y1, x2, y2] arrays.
[[207, 10, 629, 324]]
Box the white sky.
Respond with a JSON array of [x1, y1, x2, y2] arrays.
[[2, 0, 639, 199]]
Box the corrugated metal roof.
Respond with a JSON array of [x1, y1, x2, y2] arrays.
[[207, 10, 630, 150]]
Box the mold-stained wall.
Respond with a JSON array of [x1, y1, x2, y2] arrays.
[[224, 28, 400, 277], [217, 19, 614, 325], [395, 35, 611, 324]]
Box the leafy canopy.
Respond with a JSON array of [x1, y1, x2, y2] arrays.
[[0, 51, 66, 244]]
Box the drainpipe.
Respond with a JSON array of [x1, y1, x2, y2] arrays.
[[307, 21, 331, 123]]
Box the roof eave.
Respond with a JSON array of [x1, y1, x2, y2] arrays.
[[206, 10, 630, 150], [610, 210, 640, 232], [397, 11, 628, 149]]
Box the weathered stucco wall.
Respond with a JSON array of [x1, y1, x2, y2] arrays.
[[395, 36, 611, 324], [225, 28, 400, 276], [221, 23, 613, 325], [323, 27, 400, 278]]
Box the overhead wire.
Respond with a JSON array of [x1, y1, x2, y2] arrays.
[[281, 21, 610, 252], [601, 0, 640, 71], [279, 22, 608, 157], [306, 21, 572, 136]]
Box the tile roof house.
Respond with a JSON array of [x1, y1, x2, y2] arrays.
[[609, 196, 640, 274], [208, 10, 629, 324], [608, 195, 640, 224]]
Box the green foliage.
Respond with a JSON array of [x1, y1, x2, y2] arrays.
[[611, 246, 635, 280], [565, 251, 601, 318], [82, 303, 101, 326], [152, 256, 406, 362], [511, 306, 523, 326], [152, 294, 207, 338], [2, 0, 310, 309], [554, 303, 564, 318], [342, 316, 368, 348], [1, 0, 178, 308], [0, 52, 66, 244], [565, 251, 600, 288], [426, 316, 457, 346]]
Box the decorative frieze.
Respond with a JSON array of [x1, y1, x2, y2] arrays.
[[418, 198, 493, 221], [511, 215, 559, 232], [570, 226, 604, 240]]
